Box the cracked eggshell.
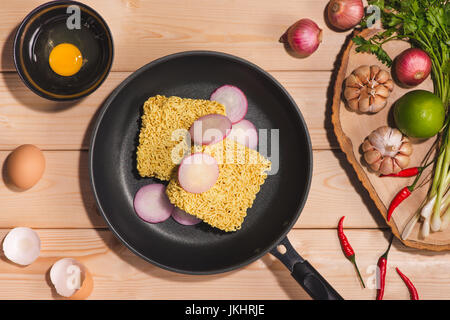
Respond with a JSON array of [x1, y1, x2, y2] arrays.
[[50, 258, 93, 300], [2, 227, 41, 266]]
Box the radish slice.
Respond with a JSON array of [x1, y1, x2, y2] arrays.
[[189, 114, 232, 145], [172, 207, 202, 225], [50, 258, 93, 299], [134, 184, 174, 223], [178, 153, 219, 194], [210, 85, 248, 124], [228, 119, 258, 150], [2, 227, 41, 266]]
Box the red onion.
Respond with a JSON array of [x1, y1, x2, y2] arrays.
[[394, 48, 432, 87], [280, 19, 322, 57], [327, 0, 364, 30]]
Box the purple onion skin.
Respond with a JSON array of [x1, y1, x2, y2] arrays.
[[281, 19, 322, 57], [327, 0, 364, 31], [395, 48, 432, 87]]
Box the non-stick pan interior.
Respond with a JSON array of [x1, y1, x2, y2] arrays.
[[90, 52, 312, 274]]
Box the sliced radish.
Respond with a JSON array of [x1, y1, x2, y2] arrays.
[[178, 153, 219, 194], [2, 227, 41, 266], [228, 119, 258, 149], [172, 207, 202, 225], [50, 258, 93, 299], [210, 85, 248, 124], [189, 114, 232, 145], [134, 184, 174, 223]]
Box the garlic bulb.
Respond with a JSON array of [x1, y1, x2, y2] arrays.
[[344, 65, 394, 113], [362, 126, 412, 175]]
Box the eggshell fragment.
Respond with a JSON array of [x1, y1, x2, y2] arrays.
[[6, 144, 45, 190], [2, 227, 41, 266], [50, 258, 93, 300]]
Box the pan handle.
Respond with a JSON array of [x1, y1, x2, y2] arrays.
[[270, 237, 343, 300]]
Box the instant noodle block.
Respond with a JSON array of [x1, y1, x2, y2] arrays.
[[137, 95, 226, 181], [166, 139, 271, 232]]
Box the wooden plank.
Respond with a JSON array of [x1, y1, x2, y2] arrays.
[[0, 151, 103, 228], [0, 228, 446, 300], [0, 71, 336, 150], [1, 0, 349, 72], [0, 150, 383, 229]]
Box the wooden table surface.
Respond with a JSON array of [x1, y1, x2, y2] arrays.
[[0, 0, 449, 300]]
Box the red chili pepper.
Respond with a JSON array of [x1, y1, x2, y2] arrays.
[[387, 186, 413, 221], [396, 267, 419, 300], [376, 235, 393, 300], [338, 216, 365, 288], [380, 167, 421, 178], [386, 161, 427, 221]]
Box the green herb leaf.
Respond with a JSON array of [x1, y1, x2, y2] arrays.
[[352, 36, 393, 66]]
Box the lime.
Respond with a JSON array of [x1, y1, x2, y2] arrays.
[[394, 90, 445, 138]]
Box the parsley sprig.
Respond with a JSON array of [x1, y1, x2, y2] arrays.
[[354, 0, 449, 106]]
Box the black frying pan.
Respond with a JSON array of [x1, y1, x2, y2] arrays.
[[89, 51, 343, 300]]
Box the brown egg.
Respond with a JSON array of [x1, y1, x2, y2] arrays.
[[6, 144, 45, 190]]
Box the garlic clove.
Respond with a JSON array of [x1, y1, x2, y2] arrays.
[[373, 126, 391, 138], [392, 159, 402, 173], [370, 95, 387, 113], [345, 74, 364, 88], [368, 126, 389, 150], [370, 158, 382, 172], [347, 98, 360, 111], [375, 85, 390, 98], [375, 70, 390, 83], [353, 65, 370, 84], [379, 157, 394, 175], [370, 65, 380, 80], [395, 154, 410, 168], [344, 87, 360, 101], [399, 141, 413, 156], [358, 88, 370, 112], [391, 128, 404, 144], [362, 139, 374, 152], [383, 79, 394, 91], [364, 149, 382, 165], [367, 80, 378, 89]]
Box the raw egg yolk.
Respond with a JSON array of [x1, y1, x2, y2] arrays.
[[49, 43, 83, 77]]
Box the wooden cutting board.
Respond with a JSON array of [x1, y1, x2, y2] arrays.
[[331, 28, 450, 251]]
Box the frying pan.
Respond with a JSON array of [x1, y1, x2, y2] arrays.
[[89, 51, 343, 300]]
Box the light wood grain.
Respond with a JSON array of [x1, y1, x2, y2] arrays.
[[1, 0, 350, 72], [0, 71, 336, 150], [0, 151, 103, 228], [0, 228, 445, 300], [0, 150, 384, 229], [1, 0, 448, 300]]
